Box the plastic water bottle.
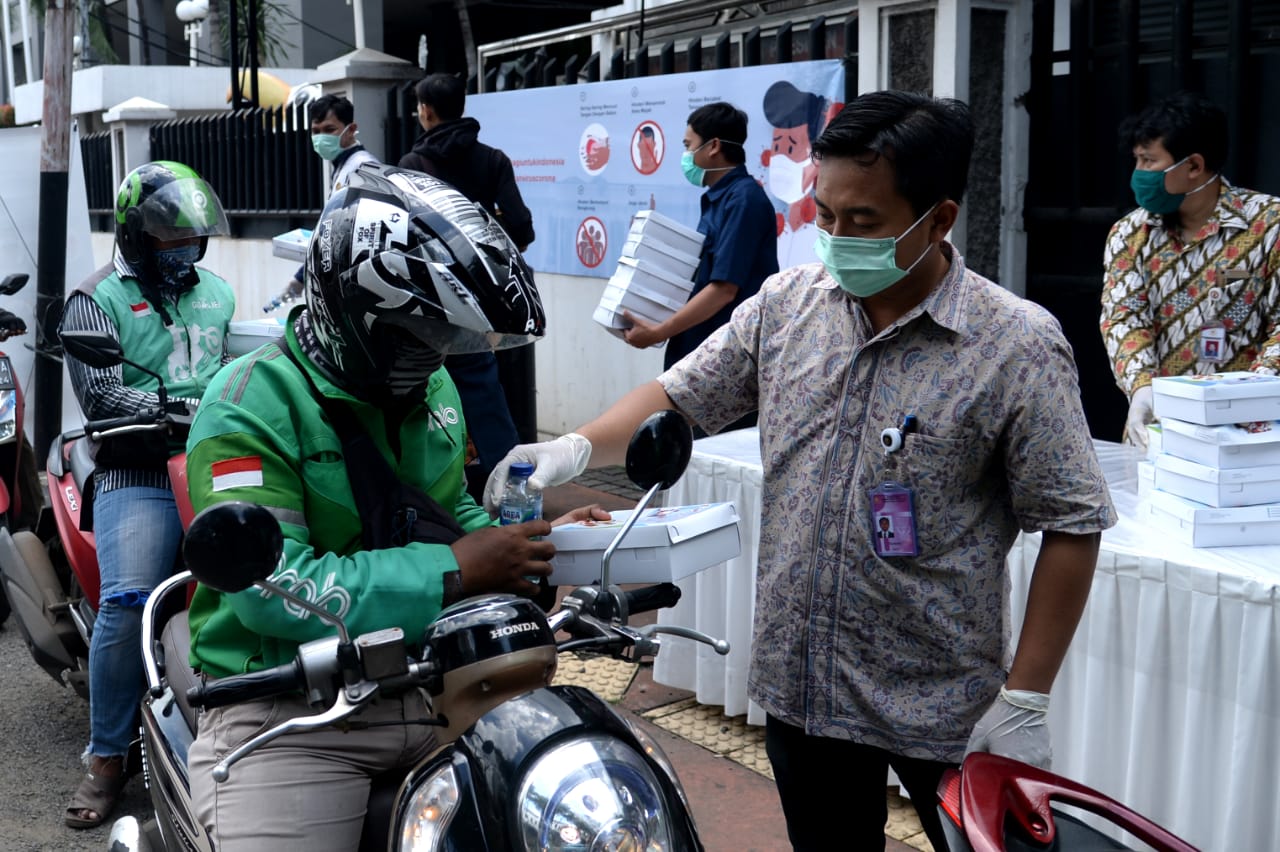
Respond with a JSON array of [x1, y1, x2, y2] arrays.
[[499, 462, 543, 526]]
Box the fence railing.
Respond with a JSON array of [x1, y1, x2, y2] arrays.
[[149, 105, 324, 217], [80, 130, 115, 222]]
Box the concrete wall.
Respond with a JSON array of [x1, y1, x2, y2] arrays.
[[88, 234, 662, 438]]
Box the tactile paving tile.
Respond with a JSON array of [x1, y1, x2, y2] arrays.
[[887, 791, 933, 849], [551, 651, 638, 703]]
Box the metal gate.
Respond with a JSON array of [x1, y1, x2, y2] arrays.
[[1024, 0, 1280, 440]]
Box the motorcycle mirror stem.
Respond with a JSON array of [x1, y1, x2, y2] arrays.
[[595, 410, 694, 622], [59, 328, 170, 408]]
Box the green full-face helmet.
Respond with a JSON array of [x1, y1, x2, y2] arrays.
[[113, 160, 230, 267]]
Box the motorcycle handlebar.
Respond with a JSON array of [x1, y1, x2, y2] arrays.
[[84, 408, 164, 436], [621, 583, 681, 616], [188, 661, 304, 710]]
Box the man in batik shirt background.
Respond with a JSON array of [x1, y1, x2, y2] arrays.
[[1101, 91, 1280, 449]]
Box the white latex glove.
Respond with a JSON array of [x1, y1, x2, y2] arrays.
[[964, 686, 1052, 769], [482, 433, 592, 515], [1124, 385, 1155, 451]]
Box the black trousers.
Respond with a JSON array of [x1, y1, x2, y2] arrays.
[[765, 714, 957, 852]]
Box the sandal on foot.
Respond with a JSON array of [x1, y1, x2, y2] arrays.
[[64, 756, 127, 829]]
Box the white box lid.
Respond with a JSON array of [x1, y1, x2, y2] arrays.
[[271, 228, 312, 262], [229, 318, 288, 337], [1147, 489, 1280, 524], [614, 254, 697, 290], [1152, 372, 1280, 401], [548, 502, 739, 551], [1153, 452, 1280, 484], [630, 209, 704, 243], [1158, 417, 1280, 446]]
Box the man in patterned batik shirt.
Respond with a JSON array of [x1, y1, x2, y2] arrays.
[[1102, 91, 1280, 449], [483, 92, 1116, 852]]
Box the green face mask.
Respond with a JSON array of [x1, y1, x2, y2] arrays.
[[813, 204, 937, 297], [1130, 156, 1189, 215], [311, 127, 350, 162]]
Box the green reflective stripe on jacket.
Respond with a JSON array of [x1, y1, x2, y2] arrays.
[[85, 268, 235, 401], [185, 311, 495, 678]]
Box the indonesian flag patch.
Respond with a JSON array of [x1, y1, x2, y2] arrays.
[[130, 301, 151, 318], [210, 456, 264, 491]]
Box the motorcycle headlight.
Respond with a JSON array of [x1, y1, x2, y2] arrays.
[[517, 734, 673, 852], [398, 763, 462, 851]]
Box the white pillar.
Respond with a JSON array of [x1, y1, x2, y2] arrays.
[[102, 98, 177, 190], [934, 0, 970, 251], [2, 0, 16, 100], [18, 0, 34, 83]]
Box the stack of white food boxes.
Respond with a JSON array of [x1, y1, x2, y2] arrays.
[[594, 210, 705, 345], [1144, 372, 1280, 547]]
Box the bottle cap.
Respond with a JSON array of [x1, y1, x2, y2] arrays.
[[509, 461, 535, 477]]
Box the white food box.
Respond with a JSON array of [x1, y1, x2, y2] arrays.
[[546, 502, 741, 586], [1153, 453, 1280, 508], [627, 209, 706, 259], [271, 227, 312, 262], [227, 317, 287, 357], [1144, 489, 1280, 547], [1137, 460, 1155, 500], [1158, 418, 1280, 469], [621, 234, 701, 279], [594, 256, 697, 344], [1145, 423, 1162, 461], [1152, 372, 1280, 426]]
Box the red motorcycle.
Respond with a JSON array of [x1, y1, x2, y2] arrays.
[[937, 752, 1199, 851], [0, 327, 192, 698], [0, 272, 44, 627]]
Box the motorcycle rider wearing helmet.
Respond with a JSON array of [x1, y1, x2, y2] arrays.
[[181, 163, 606, 851], [60, 160, 236, 828]]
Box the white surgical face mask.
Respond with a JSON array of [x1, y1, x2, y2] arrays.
[[769, 155, 811, 204]]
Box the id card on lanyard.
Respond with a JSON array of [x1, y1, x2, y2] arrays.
[[869, 481, 919, 558]]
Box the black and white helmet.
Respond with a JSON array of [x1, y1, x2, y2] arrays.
[[304, 163, 544, 390]]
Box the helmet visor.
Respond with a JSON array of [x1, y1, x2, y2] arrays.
[[135, 177, 230, 242]]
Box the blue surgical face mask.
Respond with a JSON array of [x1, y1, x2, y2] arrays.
[[813, 204, 938, 297], [1130, 155, 1215, 215], [311, 125, 351, 161], [152, 243, 201, 291]]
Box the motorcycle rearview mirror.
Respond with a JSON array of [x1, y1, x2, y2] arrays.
[[184, 501, 355, 647], [0, 273, 28, 296], [60, 327, 171, 408], [625, 409, 693, 491], [58, 328, 126, 369], [183, 502, 284, 593]]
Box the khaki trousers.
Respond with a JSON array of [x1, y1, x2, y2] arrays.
[[189, 690, 436, 851]]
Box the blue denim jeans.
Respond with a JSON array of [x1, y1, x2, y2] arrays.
[[88, 485, 182, 758]]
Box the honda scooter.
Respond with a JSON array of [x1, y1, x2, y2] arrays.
[[0, 328, 193, 697], [109, 409, 729, 851], [937, 748, 1200, 850]]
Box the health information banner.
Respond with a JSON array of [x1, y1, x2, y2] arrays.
[[467, 59, 846, 278]]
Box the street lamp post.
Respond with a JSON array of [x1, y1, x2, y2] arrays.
[[175, 0, 210, 67]]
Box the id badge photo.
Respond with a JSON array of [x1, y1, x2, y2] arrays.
[[869, 481, 919, 558]]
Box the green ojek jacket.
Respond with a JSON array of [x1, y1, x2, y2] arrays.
[[185, 309, 495, 678], [83, 265, 235, 404]]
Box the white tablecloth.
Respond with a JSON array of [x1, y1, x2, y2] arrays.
[[654, 428, 1280, 851]]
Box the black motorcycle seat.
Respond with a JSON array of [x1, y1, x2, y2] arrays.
[[68, 436, 95, 505], [161, 609, 200, 734]]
